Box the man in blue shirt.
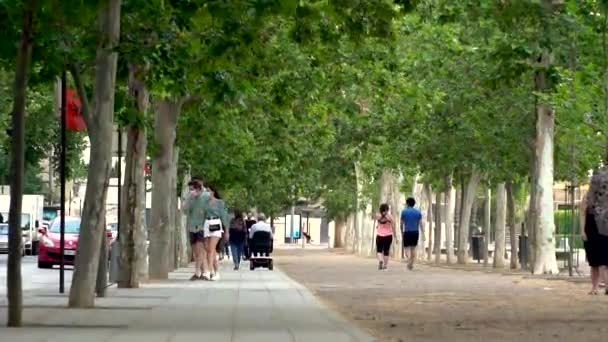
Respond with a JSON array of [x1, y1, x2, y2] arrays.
[[401, 197, 423, 270]]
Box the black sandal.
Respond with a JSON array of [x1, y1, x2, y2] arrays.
[[190, 274, 201, 281]]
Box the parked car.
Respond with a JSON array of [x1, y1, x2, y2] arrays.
[[37, 217, 81, 268], [38, 217, 114, 269], [106, 223, 118, 243], [0, 223, 25, 256]]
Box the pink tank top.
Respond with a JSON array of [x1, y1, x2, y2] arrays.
[[376, 213, 393, 237]]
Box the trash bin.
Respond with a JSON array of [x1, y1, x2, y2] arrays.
[[471, 235, 484, 263], [519, 235, 528, 269]]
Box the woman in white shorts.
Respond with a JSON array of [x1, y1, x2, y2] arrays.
[[202, 185, 229, 281]]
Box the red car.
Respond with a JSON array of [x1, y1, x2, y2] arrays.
[[38, 217, 81, 269], [38, 217, 114, 269]]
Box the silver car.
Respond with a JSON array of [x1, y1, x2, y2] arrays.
[[0, 223, 25, 255]]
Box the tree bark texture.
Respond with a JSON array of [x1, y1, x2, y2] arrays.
[[333, 215, 346, 248], [149, 99, 180, 279], [7, 0, 37, 326], [457, 171, 481, 264], [494, 183, 507, 269], [69, 0, 121, 308], [532, 102, 559, 274], [95, 224, 108, 297], [507, 181, 518, 269]]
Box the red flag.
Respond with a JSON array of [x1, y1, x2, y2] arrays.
[[66, 88, 86, 131]]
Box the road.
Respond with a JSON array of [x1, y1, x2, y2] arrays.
[[0, 254, 73, 298]]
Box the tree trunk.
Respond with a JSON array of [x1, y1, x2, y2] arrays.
[[532, 102, 559, 274], [179, 172, 191, 267], [483, 188, 491, 267], [457, 171, 481, 264], [69, 0, 121, 308], [7, 0, 37, 326], [425, 185, 433, 261], [445, 180, 456, 264], [118, 66, 148, 288], [333, 215, 346, 248], [95, 225, 108, 297], [494, 183, 507, 269], [171, 148, 179, 270], [417, 184, 430, 258], [379, 170, 404, 259], [138, 169, 149, 281], [149, 99, 179, 279], [507, 181, 518, 269], [456, 178, 465, 252], [434, 192, 442, 264], [527, 153, 538, 271], [353, 162, 373, 256]]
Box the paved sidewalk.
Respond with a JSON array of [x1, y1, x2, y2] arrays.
[[0, 261, 374, 342]]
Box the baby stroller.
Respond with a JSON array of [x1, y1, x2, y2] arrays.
[[249, 231, 273, 271]]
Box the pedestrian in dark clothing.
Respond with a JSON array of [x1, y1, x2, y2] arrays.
[[582, 180, 608, 295], [229, 210, 247, 270]]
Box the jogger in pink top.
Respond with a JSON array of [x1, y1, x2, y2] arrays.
[[374, 203, 394, 270]]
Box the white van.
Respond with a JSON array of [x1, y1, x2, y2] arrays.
[[0, 194, 44, 255]]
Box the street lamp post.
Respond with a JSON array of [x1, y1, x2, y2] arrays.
[[59, 71, 66, 294]]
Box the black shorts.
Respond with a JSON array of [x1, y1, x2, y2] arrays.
[[189, 231, 205, 244], [376, 235, 393, 256], [403, 231, 419, 247]]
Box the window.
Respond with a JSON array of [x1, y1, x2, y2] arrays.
[[49, 220, 80, 234]]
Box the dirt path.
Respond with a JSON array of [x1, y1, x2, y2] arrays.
[[275, 249, 608, 342]]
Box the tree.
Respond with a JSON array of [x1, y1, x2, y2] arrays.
[[68, 0, 122, 308], [6, 0, 38, 327], [493, 183, 507, 268], [117, 64, 148, 288]]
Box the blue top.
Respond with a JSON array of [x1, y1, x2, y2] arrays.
[[401, 207, 422, 233]]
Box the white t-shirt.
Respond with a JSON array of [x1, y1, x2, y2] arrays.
[[249, 221, 273, 239]]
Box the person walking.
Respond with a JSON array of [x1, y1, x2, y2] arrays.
[[244, 213, 257, 260], [183, 180, 207, 280], [582, 185, 608, 295], [401, 197, 423, 270], [374, 203, 394, 270], [201, 185, 229, 281], [228, 210, 247, 270]]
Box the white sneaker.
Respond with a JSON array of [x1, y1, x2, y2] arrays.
[[202, 272, 211, 280], [210, 272, 220, 281]]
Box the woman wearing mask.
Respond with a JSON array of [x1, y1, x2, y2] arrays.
[[228, 210, 247, 270], [374, 203, 394, 270], [202, 185, 229, 281], [183, 180, 206, 280]]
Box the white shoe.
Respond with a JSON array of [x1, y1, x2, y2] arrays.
[[210, 272, 220, 281], [202, 272, 211, 280]]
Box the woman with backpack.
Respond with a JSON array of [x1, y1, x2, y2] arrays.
[[374, 203, 395, 270], [228, 210, 247, 270]]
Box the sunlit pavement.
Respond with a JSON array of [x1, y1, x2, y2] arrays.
[[0, 255, 373, 342]]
